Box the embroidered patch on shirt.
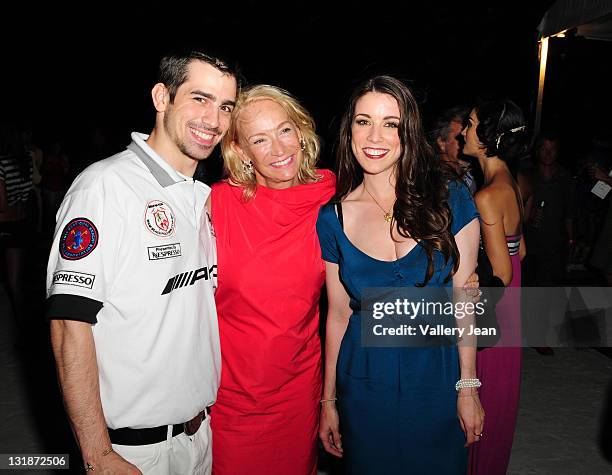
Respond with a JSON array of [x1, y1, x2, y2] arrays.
[[59, 218, 99, 260], [148, 243, 182, 260], [52, 270, 96, 289], [144, 200, 176, 237]]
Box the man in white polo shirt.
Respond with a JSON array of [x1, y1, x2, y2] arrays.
[[46, 51, 239, 474]]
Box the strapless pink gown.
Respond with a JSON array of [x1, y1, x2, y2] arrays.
[[469, 234, 522, 475]]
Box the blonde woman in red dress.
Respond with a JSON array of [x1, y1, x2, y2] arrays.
[[209, 85, 335, 475]]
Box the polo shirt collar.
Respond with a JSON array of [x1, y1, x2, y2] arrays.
[[128, 132, 187, 188]]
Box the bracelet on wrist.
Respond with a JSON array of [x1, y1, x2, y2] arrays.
[[84, 446, 113, 471], [455, 378, 481, 392], [320, 397, 337, 404]]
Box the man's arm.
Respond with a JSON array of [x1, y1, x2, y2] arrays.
[[50, 319, 140, 474], [593, 166, 612, 186]]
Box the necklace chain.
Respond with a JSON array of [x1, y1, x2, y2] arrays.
[[363, 184, 393, 222]]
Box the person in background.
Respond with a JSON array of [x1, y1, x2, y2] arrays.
[[209, 85, 336, 475], [566, 140, 610, 274], [461, 99, 528, 475], [22, 128, 43, 232], [523, 132, 575, 355], [432, 105, 477, 194], [317, 75, 483, 474], [523, 132, 574, 286], [0, 123, 33, 339], [41, 140, 70, 237], [589, 162, 612, 285]]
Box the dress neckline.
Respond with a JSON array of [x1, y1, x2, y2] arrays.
[[332, 204, 420, 264]]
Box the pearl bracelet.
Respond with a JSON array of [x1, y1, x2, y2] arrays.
[[455, 378, 482, 392]]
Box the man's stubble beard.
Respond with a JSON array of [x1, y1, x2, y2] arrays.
[[163, 110, 214, 162]]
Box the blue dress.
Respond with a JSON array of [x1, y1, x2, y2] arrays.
[[316, 182, 478, 474]]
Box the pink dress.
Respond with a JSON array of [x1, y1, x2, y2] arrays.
[[469, 234, 522, 475]]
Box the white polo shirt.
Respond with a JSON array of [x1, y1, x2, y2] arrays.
[[46, 132, 220, 430]]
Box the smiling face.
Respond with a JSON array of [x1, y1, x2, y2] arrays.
[[350, 92, 402, 177], [161, 60, 237, 162], [234, 99, 303, 189], [461, 109, 484, 158]]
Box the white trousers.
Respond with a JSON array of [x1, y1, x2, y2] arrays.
[[112, 417, 212, 475]]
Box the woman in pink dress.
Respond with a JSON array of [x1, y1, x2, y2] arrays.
[[462, 99, 528, 474], [209, 85, 335, 475]]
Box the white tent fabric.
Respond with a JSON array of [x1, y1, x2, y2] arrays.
[[538, 0, 612, 40], [576, 12, 612, 40]]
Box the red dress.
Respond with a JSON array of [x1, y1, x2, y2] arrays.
[[210, 170, 336, 475]]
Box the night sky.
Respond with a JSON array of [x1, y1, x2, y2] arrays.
[[5, 2, 609, 169]]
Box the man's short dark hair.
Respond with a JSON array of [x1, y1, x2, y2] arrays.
[[157, 51, 243, 102], [535, 130, 561, 149]]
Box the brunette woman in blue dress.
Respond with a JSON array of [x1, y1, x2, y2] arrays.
[[317, 76, 484, 474]]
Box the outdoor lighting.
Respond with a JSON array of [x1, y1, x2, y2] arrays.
[[535, 36, 549, 135]]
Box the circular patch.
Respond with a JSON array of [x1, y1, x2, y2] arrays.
[[60, 218, 99, 260], [144, 200, 176, 237]]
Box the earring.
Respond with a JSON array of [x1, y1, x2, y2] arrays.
[[242, 161, 254, 173], [299, 138, 306, 151]]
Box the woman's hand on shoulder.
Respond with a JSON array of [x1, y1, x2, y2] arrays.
[[463, 271, 482, 302]]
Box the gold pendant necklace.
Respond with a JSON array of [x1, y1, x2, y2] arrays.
[[363, 184, 393, 222]]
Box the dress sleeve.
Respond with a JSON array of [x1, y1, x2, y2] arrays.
[[316, 204, 340, 264], [448, 180, 479, 235]]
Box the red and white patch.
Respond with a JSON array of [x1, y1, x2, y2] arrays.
[[144, 200, 176, 237]]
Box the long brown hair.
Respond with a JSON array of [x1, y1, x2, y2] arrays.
[[334, 75, 459, 286]]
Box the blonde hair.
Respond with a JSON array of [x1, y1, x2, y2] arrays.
[[221, 84, 321, 200]]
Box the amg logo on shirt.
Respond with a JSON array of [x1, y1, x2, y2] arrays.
[[148, 243, 182, 261], [52, 270, 96, 289], [161, 265, 217, 295]]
